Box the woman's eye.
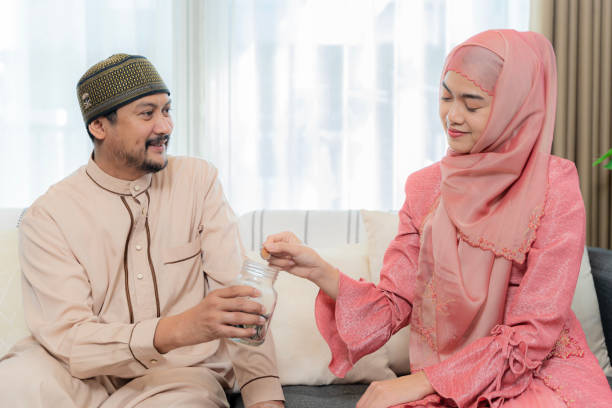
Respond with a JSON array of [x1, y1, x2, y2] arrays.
[[441, 96, 452, 101], [142, 111, 153, 117]]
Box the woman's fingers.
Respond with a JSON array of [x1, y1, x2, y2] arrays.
[[267, 258, 296, 269], [263, 241, 304, 258], [263, 231, 302, 247]]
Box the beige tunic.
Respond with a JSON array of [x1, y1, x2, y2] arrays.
[[6, 156, 283, 406]]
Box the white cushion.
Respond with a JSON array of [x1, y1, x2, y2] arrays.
[[0, 208, 25, 231], [239, 210, 365, 251], [360, 210, 399, 285], [360, 210, 411, 375], [0, 228, 30, 357], [246, 244, 396, 385], [572, 247, 612, 376]]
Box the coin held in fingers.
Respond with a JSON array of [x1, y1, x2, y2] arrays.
[[260, 247, 271, 260]]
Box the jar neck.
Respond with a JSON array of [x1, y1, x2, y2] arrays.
[[242, 260, 278, 284]]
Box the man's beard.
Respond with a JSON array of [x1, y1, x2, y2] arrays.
[[120, 134, 170, 174], [141, 155, 168, 173]]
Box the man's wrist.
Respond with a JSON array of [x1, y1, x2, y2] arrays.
[[154, 315, 181, 354]]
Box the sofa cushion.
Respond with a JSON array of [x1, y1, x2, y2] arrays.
[[239, 210, 365, 251], [572, 247, 612, 376], [246, 244, 396, 386], [360, 210, 411, 375], [589, 246, 612, 376], [0, 228, 30, 356]]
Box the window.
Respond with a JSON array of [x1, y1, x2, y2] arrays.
[[0, 0, 173, 208], [200, 0, 529, 214], [0, 0, 529, 214]]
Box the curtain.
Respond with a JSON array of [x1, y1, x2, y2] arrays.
[[530, 0, 612, 249], [196, 0, 530, 215]]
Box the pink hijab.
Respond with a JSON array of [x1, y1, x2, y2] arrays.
[[409, 30, 558, 369]]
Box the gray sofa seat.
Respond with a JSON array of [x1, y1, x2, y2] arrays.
[[228, 384, 368, 408]]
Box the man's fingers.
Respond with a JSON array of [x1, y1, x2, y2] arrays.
[[213, 285, 261, 299], [223, 297, 265, 315], [222, 311, 266, 327], [220, 325, 257, 339]]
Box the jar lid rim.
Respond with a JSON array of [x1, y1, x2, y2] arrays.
[[242, 259, 279, 278]]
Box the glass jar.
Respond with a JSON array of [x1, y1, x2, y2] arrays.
[[230, 259, 278, 346]]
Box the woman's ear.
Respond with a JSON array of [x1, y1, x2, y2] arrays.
[[88, 118, 107, 142]]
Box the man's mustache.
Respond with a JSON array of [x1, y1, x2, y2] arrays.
[[146, 134, 170, 147]]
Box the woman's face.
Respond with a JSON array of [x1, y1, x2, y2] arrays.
[[439, 70, 493, 154]]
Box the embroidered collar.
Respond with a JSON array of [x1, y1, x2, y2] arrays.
[[85, 156, 152, 197]]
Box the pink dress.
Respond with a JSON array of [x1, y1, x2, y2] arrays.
[[315, 157, 612, 407]]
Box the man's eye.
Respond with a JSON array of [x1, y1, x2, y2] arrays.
[[441, 96, 452, 101], [142, 111, 153, 117]]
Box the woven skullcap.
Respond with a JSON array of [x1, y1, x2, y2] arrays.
[[76, 54, 169, 125]]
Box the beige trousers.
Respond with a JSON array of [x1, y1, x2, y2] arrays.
[[0, 340, 230, 408]]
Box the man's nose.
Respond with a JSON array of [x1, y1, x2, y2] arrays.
[[155, 115, 173, 134]]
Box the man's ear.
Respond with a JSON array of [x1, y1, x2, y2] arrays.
[[88, 118, 107, 142]]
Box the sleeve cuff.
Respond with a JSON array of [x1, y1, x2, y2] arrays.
[[240, 375, 285, 407], [129, 318, 165, 369]]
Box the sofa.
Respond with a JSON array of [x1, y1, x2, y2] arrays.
[[1, 208, 611, 407]]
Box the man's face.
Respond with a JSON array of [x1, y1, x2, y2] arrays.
[[95, 93, 173, 179]]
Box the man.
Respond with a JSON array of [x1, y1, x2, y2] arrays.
[[0, 54, 284, 408]]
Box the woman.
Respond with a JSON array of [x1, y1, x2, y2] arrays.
[[263, 30, 612, 407]]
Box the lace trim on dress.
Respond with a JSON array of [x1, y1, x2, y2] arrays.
[[417, 194, 441, 238], [417, 183, 549, 264], [458, 196, 547, 264], [537, 374, 574, 407], [411, 303, 437, 352], [545, 327, 584, 360]]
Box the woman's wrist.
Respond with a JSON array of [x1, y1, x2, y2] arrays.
[[413, 370, 435, 396], [311, 262, 340, 299]]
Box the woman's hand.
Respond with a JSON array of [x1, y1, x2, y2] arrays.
[[262, 231, 340, 299], [356, 371, 435, 408]]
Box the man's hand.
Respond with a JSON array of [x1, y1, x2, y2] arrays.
[[356, 371, 434, 408], [154, 285, 266, 353], [249, 401, 284, 408]]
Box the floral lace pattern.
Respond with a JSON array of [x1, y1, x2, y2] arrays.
[[538, 374, 574, 407], [546, 327, 584, 360], [457, 196, 547, 264]]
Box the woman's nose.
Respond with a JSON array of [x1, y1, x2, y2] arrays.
[[447, 102, 463, 125]]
